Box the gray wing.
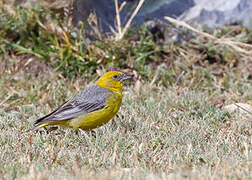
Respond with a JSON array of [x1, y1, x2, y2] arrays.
[[34, 85, 112, 126]]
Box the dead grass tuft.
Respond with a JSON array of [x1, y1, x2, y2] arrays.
[[165, 16, 252, 56]]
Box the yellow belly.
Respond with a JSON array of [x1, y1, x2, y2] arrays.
[[68, 92, 122, 131]]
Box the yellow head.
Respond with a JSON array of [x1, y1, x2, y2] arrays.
[[96, 71, 132, 93]]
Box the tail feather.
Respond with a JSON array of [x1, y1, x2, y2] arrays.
[[26, 116, 52, 133], [26, 99, 71, 133], [25, 124, 40, 133], [34, 99, 70, 126]]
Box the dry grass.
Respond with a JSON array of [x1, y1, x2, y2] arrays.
[[0, 3, 251, 179], [0, 58, 251, 179], [113, 0, 145, 40], [165, 16, 252, 56]]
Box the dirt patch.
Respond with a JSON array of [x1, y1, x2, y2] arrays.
[[18, 55, 52, 76], [0, 54, 53, 77]]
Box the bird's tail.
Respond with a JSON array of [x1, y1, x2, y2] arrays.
[[25, 99, 70, 133], [25, 123, 48, 133], [25, 125, 39, 133]]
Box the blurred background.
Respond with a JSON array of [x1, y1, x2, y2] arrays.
[[4, 0, 252, 31]]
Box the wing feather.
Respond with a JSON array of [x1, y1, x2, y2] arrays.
[[34, 85, 112, 126]]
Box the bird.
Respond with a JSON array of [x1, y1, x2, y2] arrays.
[[28, 71, 132, 132]]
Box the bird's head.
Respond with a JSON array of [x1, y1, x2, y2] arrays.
[[96, 71, 132, 93]]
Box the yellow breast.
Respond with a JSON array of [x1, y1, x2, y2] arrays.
[[68, 91, 122, 131]]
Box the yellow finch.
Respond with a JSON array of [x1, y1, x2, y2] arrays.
[[29, 71, 131, 132]]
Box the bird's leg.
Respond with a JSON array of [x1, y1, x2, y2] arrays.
[[110, 118, 117, 130], [78, 128, 92, 145], [75, 129, 79, 135], [78, 128, 87, 137], [77, 128, 96, 137], [90, 130, 96, 138], [115, 114, 128, 130]]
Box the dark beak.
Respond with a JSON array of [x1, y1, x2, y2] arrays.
[[121, 73, 132, 81]]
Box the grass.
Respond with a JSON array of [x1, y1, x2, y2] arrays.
[[0, 58, 251, 179], [0, 4, 252, 180]]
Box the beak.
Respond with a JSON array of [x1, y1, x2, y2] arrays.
[[121, 73, 132, 81]]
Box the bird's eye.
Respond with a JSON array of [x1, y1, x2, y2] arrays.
[[113, 75, 119, 79]]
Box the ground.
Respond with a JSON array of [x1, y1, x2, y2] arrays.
[[0, 4, 251, 180]]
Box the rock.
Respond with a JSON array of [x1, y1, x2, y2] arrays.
[[72, 0, 194, 32], [144, 20, 196, 44], [180, 0, 252, 28], [72, 0, 252, 32], [11, 0, 252, 32], [223, 103, 252, 119]]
